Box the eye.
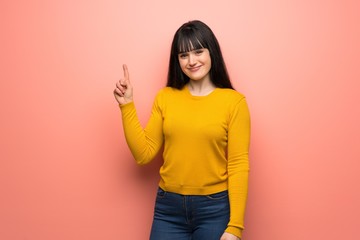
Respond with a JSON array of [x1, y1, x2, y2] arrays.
[[194, 49, 204, 55], [179, 53, 188, 59]]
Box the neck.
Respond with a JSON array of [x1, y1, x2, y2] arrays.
[[187, 78, 216, 96]]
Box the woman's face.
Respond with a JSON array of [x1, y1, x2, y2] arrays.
[[178, 48, 211, 82]]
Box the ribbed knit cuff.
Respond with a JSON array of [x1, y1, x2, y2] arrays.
[[225, 226, 242, 239], [119, 101, 134, 110]]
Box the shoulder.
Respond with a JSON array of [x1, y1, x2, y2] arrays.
[[216, 89, 250, 118], [216, 88, 246, 102], [153, 87, 183, 104], [155, 87, 180, 94], [157, 87, 177, 94], [155, 87, 183, 98]]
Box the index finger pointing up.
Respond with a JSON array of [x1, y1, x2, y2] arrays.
[[123, 64, 129, 80]]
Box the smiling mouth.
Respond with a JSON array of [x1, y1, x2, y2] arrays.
[[188, 66, 202, 72]]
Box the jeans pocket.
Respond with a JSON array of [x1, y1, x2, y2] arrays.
[[206, 190, 228, 200], [156, 187, 167, 199]]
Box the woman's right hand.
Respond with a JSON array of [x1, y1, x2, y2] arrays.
[[114, 64, 133, 105]]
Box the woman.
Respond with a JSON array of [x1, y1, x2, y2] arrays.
[[114, 20, 250, 240]]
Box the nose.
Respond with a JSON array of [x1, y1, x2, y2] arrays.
[[188, 53, 196, 66]]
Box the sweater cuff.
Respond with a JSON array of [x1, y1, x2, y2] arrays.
[[119, 101, 134, 111], [225, 226, 242, 239]]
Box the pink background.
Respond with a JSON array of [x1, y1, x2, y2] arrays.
[[1, 0, 359, 239]]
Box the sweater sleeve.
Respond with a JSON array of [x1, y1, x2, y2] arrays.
[[225, 97, 251, 238], [119, 93, 164, 165]]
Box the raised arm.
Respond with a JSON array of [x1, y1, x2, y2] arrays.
[[114, 64, 164, 165]]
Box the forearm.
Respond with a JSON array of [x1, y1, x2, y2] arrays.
[[226, 155, 249, 238], [120, 102, 163, 165]]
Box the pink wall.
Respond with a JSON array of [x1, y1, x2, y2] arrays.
[[1, 0, 359, 239]]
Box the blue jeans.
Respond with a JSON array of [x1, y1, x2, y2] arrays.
[[149, 188, 230, 240]]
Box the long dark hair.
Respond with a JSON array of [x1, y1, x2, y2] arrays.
[[167, 20, 234, 90]]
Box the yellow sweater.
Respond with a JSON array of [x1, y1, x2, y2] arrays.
[[120, 86, 250, 238]]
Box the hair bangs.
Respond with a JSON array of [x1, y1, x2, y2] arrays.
[[177, 31, 207, 54]]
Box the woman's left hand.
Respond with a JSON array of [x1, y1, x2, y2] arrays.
[[220, 232, 240, 240]]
